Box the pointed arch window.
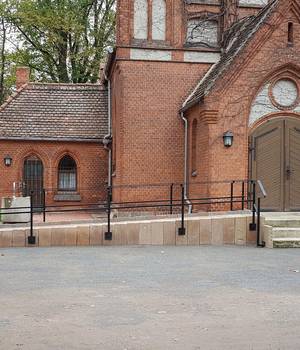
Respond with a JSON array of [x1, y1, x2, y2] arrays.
[[152, 0, 166, 41], [134, 0, 148, 39], [58, 155, 77, 191]]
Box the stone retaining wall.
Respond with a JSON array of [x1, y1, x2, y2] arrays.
[[0, 214, 256, 248]]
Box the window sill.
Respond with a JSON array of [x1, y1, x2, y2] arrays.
[[54, 192, 81, 202]]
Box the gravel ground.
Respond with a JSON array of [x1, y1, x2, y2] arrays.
[[0, 246, 300, 350]]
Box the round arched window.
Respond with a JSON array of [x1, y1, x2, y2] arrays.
[[272, 79, 298, 108], [58, 155, 77, 191]]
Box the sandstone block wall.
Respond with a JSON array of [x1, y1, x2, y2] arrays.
[[0, 214, 257, 248]]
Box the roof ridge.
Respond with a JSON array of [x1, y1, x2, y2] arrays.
[[28, 82, 102, 87]]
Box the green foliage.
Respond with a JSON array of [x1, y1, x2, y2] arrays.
[[0, 16, 16, 104], [2, 0, 115, 84]]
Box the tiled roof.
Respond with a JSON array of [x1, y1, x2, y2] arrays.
[[182, 0, 278, 111], [0, 83, 108, 142]]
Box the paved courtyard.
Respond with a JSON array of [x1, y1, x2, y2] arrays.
[[0, 246, 299, 350]]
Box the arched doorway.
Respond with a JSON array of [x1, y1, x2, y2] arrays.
[[250, 117, 300, 211], [23, 155, 44, 209]]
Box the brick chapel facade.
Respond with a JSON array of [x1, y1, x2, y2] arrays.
[[104, 0, 300, 211], [1, 0, 300, 212]]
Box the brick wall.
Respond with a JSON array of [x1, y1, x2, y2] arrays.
[[111, 60, 211, 202], [0, 140, 108, 204]]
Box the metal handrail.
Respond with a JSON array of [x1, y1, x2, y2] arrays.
[[257, 180, 267, 198], [1, 179, 267, 247], [250, 180, 266, 248]]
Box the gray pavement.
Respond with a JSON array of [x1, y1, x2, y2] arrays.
[[0, 246, 300, 350]]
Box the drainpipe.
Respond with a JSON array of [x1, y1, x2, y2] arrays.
[[180, 111, 193, 214], [103, 77, 112, 188]]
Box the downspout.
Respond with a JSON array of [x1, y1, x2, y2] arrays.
[[103, 47, 116, 192], [180, 111, 193, 214], [103, 76, 112, 188]]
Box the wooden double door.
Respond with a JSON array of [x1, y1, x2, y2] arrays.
[[250, 118, 300, 211]]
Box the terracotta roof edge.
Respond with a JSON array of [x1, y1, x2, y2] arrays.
[[180, 64, 217, 112], [0, 136, 104, 143], [0, 83, 29, 114]]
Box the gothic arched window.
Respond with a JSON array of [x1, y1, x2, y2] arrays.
[[134, 0, 148, 39], [152, 0, 166, 40], [58, 155, 77, 191]]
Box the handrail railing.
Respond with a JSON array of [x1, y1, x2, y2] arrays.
[[249, 180, 267, 247], [257, 180, 267, 198], [0, 179, 266, 247]]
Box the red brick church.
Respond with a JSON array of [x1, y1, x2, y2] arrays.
[[1, 0, 300, 212]]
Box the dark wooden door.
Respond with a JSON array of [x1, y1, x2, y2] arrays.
[[23, 156, 44, 210], [285, 120, 300, 210], [251, 118, 300, 211]]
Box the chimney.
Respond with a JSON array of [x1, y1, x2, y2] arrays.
[[221, 0, 238, 37], [16, 67, 30, 89]]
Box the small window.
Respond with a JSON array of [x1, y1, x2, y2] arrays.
[[288, 22, 293, 45], [58, 155, 77, 191]]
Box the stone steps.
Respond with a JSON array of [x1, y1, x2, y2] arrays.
[[262, 215, 300, 248], [272, 227, 300, 238], [273, 238, 300, 248], [264, 218, 300, 227]]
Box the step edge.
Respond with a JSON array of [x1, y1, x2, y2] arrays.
[[273, 237, 300, 241]]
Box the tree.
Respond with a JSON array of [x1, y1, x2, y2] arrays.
[[3, 0, 115, 83], [0, 17, 7, 103], [0, 6, 16, 104]]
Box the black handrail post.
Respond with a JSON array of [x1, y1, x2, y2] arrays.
[[256, 197, 265, 247], [241, 181, 245, 210], [105, 186, 112, 241], [28, 191, 36, 245], [178, 184, 186, 236], [43, 189, 46, 223], [247, 180, 252, 210], [257, 197, 261, 247], [230, 181, 234, 211], [170, 183, 174, 215], [249, 182, 257, 231]]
